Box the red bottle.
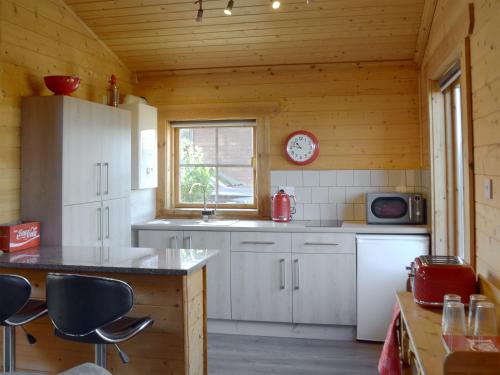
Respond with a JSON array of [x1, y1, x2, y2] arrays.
[[271, 190, 294, 222]]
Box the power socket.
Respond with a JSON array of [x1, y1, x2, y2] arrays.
[[483, 178, 493, 200]]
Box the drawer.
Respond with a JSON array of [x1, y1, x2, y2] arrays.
[[231, 232, 291, 253], [292, 232, 355, 254]]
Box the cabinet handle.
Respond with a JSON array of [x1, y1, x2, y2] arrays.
[[97, 207, 102, 241], [105, 206, 110, 239], [294, 259, 300, 290], [104, 162, 109, 195], [279, 259, 286, 290], [241, 241, 276, 245], [170, 235, 179, 249], [304, 242, 339, 246], [184, 236, 192, 248], [96, 163, 102, 196]]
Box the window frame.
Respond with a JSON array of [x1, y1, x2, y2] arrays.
[[172, 122, 258, 210]]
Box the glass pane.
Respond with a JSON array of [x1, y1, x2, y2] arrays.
[[218, 127, 253, 165], [371, 197, 408, 219], [179, 128, 216, 165], [179, 166, 216, 204], [217, 167, 254, 205]]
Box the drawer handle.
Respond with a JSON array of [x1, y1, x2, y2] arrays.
[[304, 242, 339, 246], [241, 241, 276, 245]]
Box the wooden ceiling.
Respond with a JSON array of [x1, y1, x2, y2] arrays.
[[65, 0, 426, 72]]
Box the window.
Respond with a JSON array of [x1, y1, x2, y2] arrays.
[[443, 78, 466, 259], [172, 120, 256, 209]]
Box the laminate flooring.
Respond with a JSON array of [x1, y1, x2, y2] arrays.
[[208, 334, 382, 375]]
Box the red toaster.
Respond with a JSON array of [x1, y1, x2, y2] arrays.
[[412, 256, 477, 307]]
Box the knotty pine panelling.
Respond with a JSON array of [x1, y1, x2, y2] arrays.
[[134, 61, 421, 171], [420, 0, 500, 288], [0, 0, 132, 224], [65, 0, 426, 71]]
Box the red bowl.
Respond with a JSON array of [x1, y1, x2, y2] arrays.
[[44, 75, 81, 95]]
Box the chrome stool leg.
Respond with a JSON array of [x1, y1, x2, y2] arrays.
[[95, 344, 107, 368], [3, 326, 16, 372]]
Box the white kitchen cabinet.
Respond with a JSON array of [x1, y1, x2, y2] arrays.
[[292, 253, 356, 325], [21, 95, 131, 247], [62, 202, 103, 247], [184, 231, 231, 320], [231, 232, 291, 252], [101, 109, 131, 200], [231, 252, 292, 323], [138, 230, 183, 249], [119, 102, 158, 189], [103, 198, 131, 247]]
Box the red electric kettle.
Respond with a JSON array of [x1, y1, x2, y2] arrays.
[[271, 189, 296, 222]]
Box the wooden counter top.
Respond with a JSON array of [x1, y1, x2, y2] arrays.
[[397, 292, 446, 375]]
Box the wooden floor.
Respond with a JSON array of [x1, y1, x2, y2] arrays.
[[208, 334, 382, 375]]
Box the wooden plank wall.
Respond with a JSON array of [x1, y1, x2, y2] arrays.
[[420, 0, 500, 288], [0, 0, 133, 224], [134, 61, 421, 171]]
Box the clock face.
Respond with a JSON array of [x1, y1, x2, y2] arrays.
[[284, 131, 319, 165]]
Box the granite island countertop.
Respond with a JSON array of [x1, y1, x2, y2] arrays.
[[0, 246, 218, 276]]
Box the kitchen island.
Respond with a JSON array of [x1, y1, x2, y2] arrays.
[[0, 246, 218, 375]]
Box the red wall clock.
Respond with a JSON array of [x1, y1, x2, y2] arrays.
[[284, 130, 320, 165]]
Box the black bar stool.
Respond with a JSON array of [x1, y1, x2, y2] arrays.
[[46, 273, 154, 369], [0, 274, 48, 372]]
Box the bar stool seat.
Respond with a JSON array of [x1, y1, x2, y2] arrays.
[[0, 275, 48, 372], [3, 300, 48, 327], [55, 316, 153, 344], [46, 273, 154, 368]]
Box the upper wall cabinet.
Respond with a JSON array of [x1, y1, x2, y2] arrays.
[[120, 103, 158, 190]]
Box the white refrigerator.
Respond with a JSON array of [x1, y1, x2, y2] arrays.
[[356, 234, 429, 341]]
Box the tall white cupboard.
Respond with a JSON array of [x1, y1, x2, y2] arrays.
[[21, 96, 131, 247]]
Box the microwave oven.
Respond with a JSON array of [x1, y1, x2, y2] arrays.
[[366, 193, 426, 224]]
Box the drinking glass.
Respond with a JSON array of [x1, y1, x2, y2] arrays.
[[474, 301, 498, 337], [442, 294, 461, 330], [468, 294, 488, 335], [442, 302, 466, 335]]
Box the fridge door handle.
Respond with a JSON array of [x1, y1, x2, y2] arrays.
[[104, 162, 109, 195], [105, 206, 110, 239], [96, 163, 102, 196], [97, 207, 102, 241]]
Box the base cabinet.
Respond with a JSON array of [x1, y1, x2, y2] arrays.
[[292, 253, 356, 325], [138, 230, 231, 320], [231, 252, 292, 322]]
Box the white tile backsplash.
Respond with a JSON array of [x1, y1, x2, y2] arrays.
[[336, 170, 354, 187], [319, 170, 336, 186], [303, 204, 321, 220], [303, 171, 320, 187], [353, 170, 371, 186], [311, 187, 329, 203], [275, 169, 428, 222]]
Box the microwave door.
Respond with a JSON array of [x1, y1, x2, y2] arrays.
[[369, 196, 409, 224]]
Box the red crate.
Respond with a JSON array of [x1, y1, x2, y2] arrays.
[[0, 222, 40, 252]]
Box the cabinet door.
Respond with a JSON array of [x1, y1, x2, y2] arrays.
[[103, 198, 131, 247], [184, 231, 231, 320], [62, 99, 102, 205], [231, 252, 292, 323], [62, 201, 103, 246], [102, 108, 131, 200], [292, 254, 356, 325], [138, 230, 183, 249], [137, 104, 158, 189]]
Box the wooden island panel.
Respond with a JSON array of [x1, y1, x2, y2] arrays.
[[0, 267, 207, 375]]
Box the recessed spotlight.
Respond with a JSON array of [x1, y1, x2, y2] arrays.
[[224, 0, 234, 15], [272, 0, 281, 9]]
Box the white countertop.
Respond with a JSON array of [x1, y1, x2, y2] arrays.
[[132, 219, 430, 234]]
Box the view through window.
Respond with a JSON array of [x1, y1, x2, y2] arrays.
[[173, 121, 256, 208]]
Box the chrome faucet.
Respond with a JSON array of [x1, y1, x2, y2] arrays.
[[189, 183, 215, 222]]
